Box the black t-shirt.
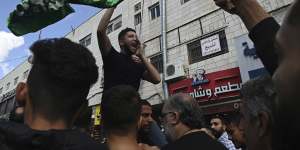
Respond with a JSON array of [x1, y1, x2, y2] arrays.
[[103, 47, 146, 91], [248, 17, 280, 75], [162, 131, 227, 150]]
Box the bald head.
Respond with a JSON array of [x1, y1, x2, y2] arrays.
[[163, 93, 205, 129]]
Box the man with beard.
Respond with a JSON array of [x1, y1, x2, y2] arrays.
[[161, 93, 226, 150], [210, 115, 237, 150], [97, 7, 161, 91]]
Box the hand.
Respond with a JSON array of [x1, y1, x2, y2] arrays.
[[135, 40, 146, 58], [139, 144, 160, 150], [131, 55, 142, 64], [214, 0, 237, 14]]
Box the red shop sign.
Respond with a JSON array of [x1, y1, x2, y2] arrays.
[[168, 67, 242, 103]]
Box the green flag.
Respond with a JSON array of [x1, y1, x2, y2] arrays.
[[68, 0, 123, 8], [7, 0, 123, 36], [8, 0, 74, 36]]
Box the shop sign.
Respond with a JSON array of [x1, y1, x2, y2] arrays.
[[235, 34, 269, 82], [192, 69, 210, 86], [168, 68, 242, 102], [201, 34, 221, 56]]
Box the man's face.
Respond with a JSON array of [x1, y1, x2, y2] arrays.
[[240, 102, 260, 150], [227, 122, 246, 149], [140, 105, 153, 131], [161, 106, 177, 141], [210, 118, 225, 137], [120, 31, 139, 54]]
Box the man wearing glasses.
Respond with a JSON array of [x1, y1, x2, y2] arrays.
[[160, 93, 227, 150]]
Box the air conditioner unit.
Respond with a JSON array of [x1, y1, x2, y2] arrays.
[[165, 63, 186, 81]]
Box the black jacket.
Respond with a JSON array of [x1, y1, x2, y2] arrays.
[[0, 120, 105, 150]]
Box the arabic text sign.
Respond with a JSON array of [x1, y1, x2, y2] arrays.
[[201, 34, 221, 56], [168, 67, 242, 102]]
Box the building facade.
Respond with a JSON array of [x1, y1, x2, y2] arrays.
[[0, 0, 292, 117]]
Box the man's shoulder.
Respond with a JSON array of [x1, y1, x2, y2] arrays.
[[162, 132, 227, 150]]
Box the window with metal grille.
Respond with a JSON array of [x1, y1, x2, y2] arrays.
[[187, 30, 228, 64], [150, 54, 163, 73], [149, 3, 160, 20]]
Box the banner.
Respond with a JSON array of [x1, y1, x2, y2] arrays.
[[234, 34, 269, 82], [94, 105, 101, 125]]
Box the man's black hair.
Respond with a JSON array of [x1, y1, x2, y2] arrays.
[[211, 114, 227, 125], [28, 38, 98, 125], [140, 100, 151, 107], [101, 85, 141, 135], [118, 28, 136, 41]]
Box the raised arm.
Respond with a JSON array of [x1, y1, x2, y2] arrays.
[[214, 0, 280, 75], [97, 8, 115, 57]]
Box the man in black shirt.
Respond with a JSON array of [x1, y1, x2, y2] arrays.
[[161, 93, 227, 150], [97, 7, 161, 91], [0, 38, 103, 150]]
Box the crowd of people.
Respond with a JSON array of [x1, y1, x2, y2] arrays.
[[0, 0, 299, 149]]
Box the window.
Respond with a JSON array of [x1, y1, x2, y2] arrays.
[[149, 3, 160, 20], [79, 34, 92, 47], [107, 24, 113, 34], [187, 30, 228, 64], [134, 2, 141, 12], [150, 54, 163, 73], [107, 15, 122, 34], [6, 82, 10, 91], [134, 13, 142, 25], [14, 77, 19, 85], [23, 70, 29, 79], [114, 21, 122, 30], [181, 0, 191, 4]]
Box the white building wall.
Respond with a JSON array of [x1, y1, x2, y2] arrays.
[[0, 61, 31, 97], [0, 0, 292, 106]]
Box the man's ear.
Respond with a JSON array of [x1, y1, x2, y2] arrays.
[[257, 111, 271, 137], [119, 39, 125, 47], [15, 82, 28, 106], [170, 112, 180, 125]]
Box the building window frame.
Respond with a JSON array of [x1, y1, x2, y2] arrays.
[[79, 34, 92, 47], [187, 30, 228, 64], [134, 2, 142, 12], [149, 3, 160, 20], [150, 53, 163, 73], [107, 15, 122, 34], [134, 13, 142, 25], [180, 0, 191, 4], [14, 77, 19, 85], [23, 70, 29, 80], [6, 82, 10, 91]]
